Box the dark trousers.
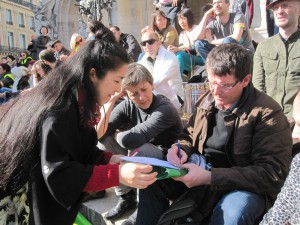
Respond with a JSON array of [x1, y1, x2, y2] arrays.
[[136, 179, 187, 225]]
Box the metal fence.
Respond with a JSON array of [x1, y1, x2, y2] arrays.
[[0, 45, 26, 56]]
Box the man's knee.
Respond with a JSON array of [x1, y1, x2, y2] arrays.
[[222, 37, 239, 44], [211, 191, 265, 225]]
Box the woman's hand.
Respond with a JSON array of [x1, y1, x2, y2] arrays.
[[167, 45, 179, 53], [119, 162, 157, 189]]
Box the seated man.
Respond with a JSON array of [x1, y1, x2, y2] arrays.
[[195, 0, 254, 61], [110, 26, 142, 62], [0, 63, 14, 93], [139, 30, 184, 111], [97, 63, 183, 225], [260, 91, 300, 225], [136, 43, 292, 225], [51, 39, 71, 62]]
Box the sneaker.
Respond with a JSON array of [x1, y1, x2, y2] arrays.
[[121, 208, 137, 225], [104, 189, 137, 221]]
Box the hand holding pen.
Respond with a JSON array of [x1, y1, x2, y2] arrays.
[[166, 141, 187, 166]]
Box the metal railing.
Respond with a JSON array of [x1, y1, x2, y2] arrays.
[[0, 45, 26, 55]]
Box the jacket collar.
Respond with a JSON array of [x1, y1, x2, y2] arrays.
[[199, 83, 254, 120]]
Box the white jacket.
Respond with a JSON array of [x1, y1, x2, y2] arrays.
[[139, 46, 184, 110]]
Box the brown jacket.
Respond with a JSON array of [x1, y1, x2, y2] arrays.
[[180, 83, 292, 207]]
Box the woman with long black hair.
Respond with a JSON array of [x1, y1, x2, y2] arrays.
[[0, 26, 157, 225]]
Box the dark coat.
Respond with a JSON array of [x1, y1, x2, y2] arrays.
[[119, 33, 142, 62], [28, 96, 110, 224], [180, 84, 292, 208]]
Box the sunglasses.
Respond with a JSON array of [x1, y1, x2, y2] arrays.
[[21, 54, 26, 57], [140, 39, 157, 47], [75, 38, 83, 46]]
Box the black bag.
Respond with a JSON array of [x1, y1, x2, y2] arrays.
[[157, 186, 224, 225]]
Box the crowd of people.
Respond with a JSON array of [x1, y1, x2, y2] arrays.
[[0, 0, 299, 225]]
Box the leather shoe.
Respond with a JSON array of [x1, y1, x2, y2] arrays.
[[104, 189, 137, 221], [121, 208, 137, 225]]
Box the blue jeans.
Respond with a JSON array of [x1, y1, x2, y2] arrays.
[[195, 37, 239, 62], [0, 87, 12, 93], [209, 190, 265, 225], [176, 51, 204, 76]]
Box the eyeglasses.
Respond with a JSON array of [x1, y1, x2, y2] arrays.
[[140, 39, 157, 47], [75, 38, 83, 46], [21, 54, 26, 57], [269, 2, 296, 12], [205, 80, 240, 92]]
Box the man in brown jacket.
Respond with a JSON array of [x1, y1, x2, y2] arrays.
[[136, 43, 292, 225]]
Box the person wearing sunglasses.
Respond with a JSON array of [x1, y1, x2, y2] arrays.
[[18, 51, 33, 68], [69, 33, 86, 57], [136, 43, 292, 225], [138, 30, 183, 111], [253, 0, 300, 120]]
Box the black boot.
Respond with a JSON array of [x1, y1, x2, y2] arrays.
[[104, 189, 137, 221], [121, 208, 137, 225]]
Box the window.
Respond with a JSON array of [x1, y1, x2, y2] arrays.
[[30, 16, 35, 30], [18, 13, 25, 28], [19, 34, 26, 49], [8, 32, 14, 49], [6, 9, 13, 25]]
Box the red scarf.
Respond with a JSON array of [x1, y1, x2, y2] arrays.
[[77, 85, 101, 127]]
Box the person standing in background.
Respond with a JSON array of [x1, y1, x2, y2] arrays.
[[253, 0, 300, 119], [36, 26, 51, 57], [27, 33, 38, 60]]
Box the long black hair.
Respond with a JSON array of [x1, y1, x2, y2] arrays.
[[0, 31, 129, 196]]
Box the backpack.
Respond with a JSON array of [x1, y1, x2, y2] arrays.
[[157, 186, 224, 225]]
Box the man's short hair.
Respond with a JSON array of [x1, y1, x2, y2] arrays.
[[206, 43, 252, 81], [51, 40, 62, 48], [110, 26, 120, 31], [39, 50, 56, 63], [122, 63, 153, 90]]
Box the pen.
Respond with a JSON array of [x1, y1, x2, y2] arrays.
[[177, 140, 181, 160]]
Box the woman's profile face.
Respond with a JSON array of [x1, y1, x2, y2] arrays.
[[36, 63, 46, 77], [155, 15, 167, 31], [90, 64, 128, 106], [178, 16, 189, 30]]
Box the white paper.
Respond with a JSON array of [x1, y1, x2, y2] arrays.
[[120, 156, 180, 169]]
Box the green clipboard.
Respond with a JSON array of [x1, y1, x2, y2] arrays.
[[121, 156, 188, 180], [151, 165, 188, 180], [73, 212, 92, 225]]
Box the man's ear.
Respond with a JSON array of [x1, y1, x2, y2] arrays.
[[89, 68, 97, 83], [242, 74, 252, 88]]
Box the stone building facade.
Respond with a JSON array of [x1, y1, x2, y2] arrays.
[[0, 0, 41, 56]]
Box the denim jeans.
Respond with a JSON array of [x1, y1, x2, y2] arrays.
[[209, 190, 265, 225], [0, 87, 12, 93], [195, 37, 239, 62]]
